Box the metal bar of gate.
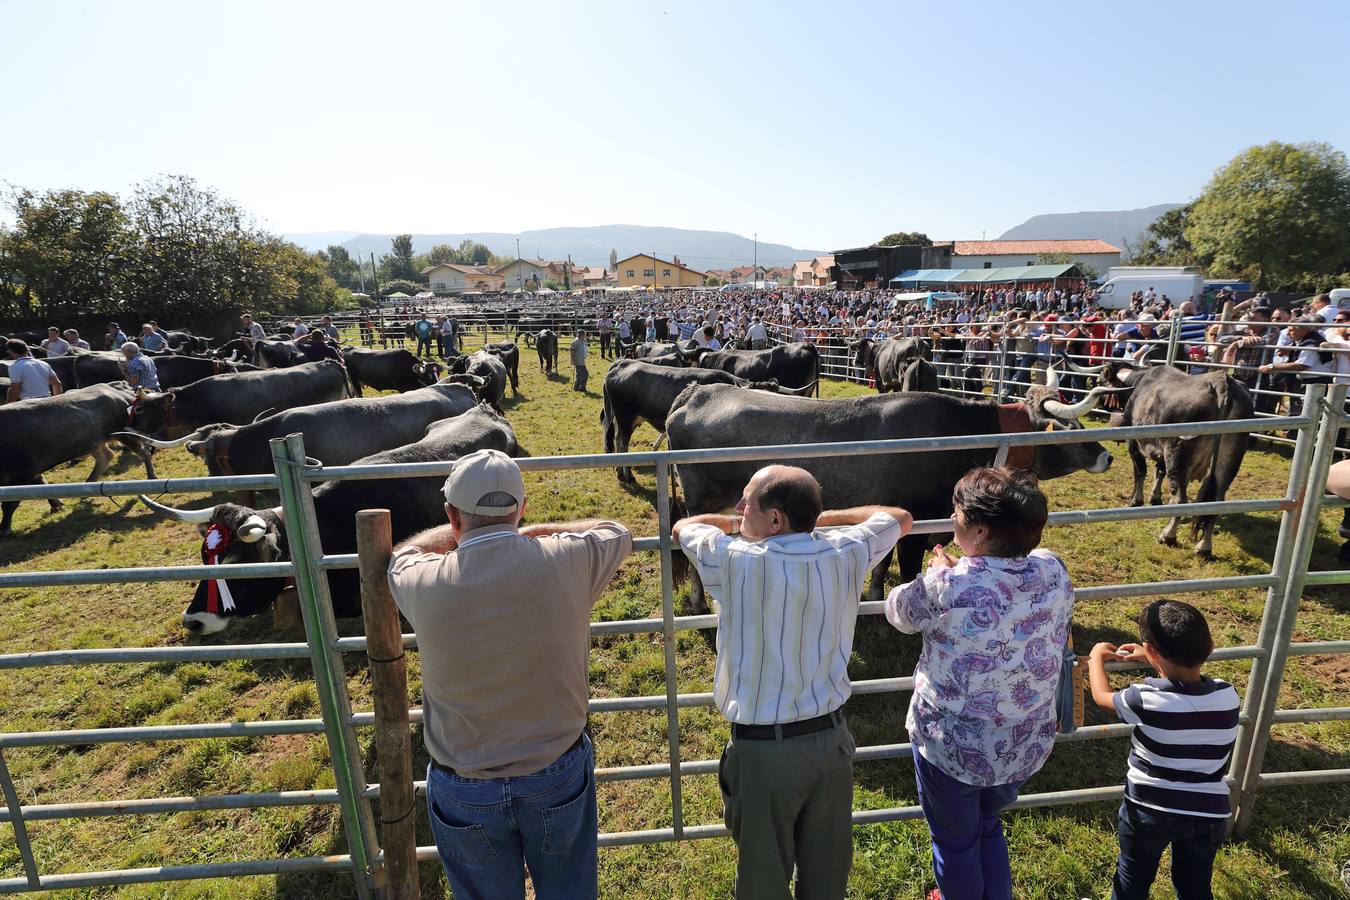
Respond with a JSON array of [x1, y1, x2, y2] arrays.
[[270, 435, 379, 898], [0, 748, 40, 889], [654, 461, 685, 837], [1232, 384, 1346, 837]]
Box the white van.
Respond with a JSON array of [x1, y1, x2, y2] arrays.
[[1095, 274, 1204, 310]]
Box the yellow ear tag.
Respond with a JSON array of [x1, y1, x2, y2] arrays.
[[1045, 423, 1056, 432]]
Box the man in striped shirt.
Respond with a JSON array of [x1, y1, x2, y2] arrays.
[[674, 466, 911, 900], [1088, 599, 1239, 900]]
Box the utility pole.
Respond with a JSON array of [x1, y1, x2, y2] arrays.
[[753, 233, 758, 285], [515, 238, 522, 292], [370, 252, 378, 303]]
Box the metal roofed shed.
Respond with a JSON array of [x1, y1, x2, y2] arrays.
[[890, 264, 1086, 285]]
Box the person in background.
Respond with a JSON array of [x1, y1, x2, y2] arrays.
[[597, 312, 613, 359], [747, 316, 769, 350], [106, 322, 128, 350], [1328, 460, 1350, 563], [569, 329, 589, 393], [388, 449, 632, 900], [291, 317, 309, 338], [439, 314, 458, 358], [1087, 600, 1239, 900], [120, 342, 160, 391], [674, 466, 910, 900], [5, 339, 62, 402], [238, 314, 265, 343], [62, 329, 90, 351], [320, 314, 340, 341], [414, 312, 435, 358], [886, 466, 1074, 900], [39, 326, 70, 357], [296, 328, 343, 364]]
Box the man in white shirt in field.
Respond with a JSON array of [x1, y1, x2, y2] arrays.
[[674, 466, 911, 900]]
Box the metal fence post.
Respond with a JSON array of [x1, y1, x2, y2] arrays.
[[0, 749, 40, 890], [1164, 316, 1182, 367], [995, 334, 1008, 401], [271, 435, 381, 898], [1231, 384, 1343, 838], [654, 461, 685, 838]]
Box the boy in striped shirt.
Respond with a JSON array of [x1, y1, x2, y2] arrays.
[[1088, 599, 1239, 900]]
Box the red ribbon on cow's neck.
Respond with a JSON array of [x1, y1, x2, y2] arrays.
[[202, 523, 233, 615], [996, 403, 1037, 471]]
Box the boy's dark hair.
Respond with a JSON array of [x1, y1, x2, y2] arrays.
[[756, 470, 823, 534], [951, 466, 1048, 556], [1138, 599, 1213, 668], [6, 339, 29, 356]]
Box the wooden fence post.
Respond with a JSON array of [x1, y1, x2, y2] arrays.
[[356, 509, 421, 899]]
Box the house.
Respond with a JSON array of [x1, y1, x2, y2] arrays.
[[946, 239, 1121, 276], [581, 266, 612, 287], [496, 258, 588, 291], [420, 264, 506, 294], [613, 254, 707, 289], [792, 255, 835, 287]]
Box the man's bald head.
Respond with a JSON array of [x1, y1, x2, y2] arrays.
[[751, 465, 823, 534]]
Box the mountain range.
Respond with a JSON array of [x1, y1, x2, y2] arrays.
[[284, 206, 1183, 271], [283, 226, 826, 272], [997, 203, 1183, 252]]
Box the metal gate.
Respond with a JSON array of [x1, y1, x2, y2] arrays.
[[0, 385, 1346, 894]]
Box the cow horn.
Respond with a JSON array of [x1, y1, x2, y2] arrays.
[[1061, 357, 1107, 376], [251, 408, 275, 423], [777, 381, 818, 396], [137, 494, 218, 523], [1043, 387, 1106, 420], [1044, 365, 1061, 390], [1114, 366, 1144, 385], [113, 428, 207, 450], [237, 514, 268, 542]]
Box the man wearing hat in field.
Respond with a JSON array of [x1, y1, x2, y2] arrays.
[[388, 449, 632, 899]]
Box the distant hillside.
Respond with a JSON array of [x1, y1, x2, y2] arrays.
[[999, 204, 1183, 252], [284, 225, 825, 271]]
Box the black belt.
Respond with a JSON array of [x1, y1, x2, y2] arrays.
[[432, 732, 584, 778], [732, 708, 844, 741]]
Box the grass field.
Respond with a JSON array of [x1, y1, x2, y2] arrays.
[[1, 332, 1347, 898]]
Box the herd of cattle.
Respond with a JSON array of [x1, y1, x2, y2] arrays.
[[1, 323, 1256, 634]]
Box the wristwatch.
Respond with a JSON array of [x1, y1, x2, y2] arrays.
[[728, 515, 741, 535]]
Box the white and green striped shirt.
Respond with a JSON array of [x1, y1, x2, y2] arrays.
[[678, 513, 902, 725]]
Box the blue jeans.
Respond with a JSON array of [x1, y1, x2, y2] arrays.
[[1112, 799, 1226, 900], [911, 744, 1022, 900], [426, 734, 597, 900]]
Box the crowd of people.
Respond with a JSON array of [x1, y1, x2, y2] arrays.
[[388, 453, 1242, 900]]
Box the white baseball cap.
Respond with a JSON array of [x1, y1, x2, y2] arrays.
[[442, 449, 524, 515]]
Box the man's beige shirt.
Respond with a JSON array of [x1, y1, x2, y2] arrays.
[[388, 522, 631, 778]]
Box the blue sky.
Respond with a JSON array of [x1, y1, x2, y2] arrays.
[[3, 0, 1347, 250]]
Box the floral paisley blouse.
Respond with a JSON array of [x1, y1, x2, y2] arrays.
[[885, 549, 1074, 787]]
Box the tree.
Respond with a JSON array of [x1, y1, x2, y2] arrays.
[[876, 231, 932, 247], [1185, 141, 1350, 290], [3, 187, 130, 318], [321, 244, 360, 289], [388, 233, 416, 280], [1034, 252, 1099, 280]]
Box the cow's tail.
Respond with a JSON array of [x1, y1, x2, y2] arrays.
[[668, 491, 688, 586], [811, 345, 821, 397], [601, 384, 615, 454], [1195, 376, 1238, 509]]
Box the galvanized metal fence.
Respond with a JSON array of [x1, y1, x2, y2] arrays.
[[0, 385, 1346, 894]]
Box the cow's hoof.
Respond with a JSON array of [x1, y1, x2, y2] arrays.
[[1149, 496, 1163, 506], [47, 499, 64, 511], [1129, 498, 1144, 508], [1193, 543, 1213, 559], [1157, 532, 1178, 546]]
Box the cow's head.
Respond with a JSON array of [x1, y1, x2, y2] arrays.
[[1021, 385, 1114, 478], [138, 496, 287, 634], [1101, 361, 1146, 388], [849, 338, 874, 371], [126, 389, 182, 437], [413, 359, 442, 386], [438, 372, 488, 399], [446, 354, 470, 375], [184, 423, 240, 475]]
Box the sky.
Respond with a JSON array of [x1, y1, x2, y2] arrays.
[[3, 0, 1349, 252]]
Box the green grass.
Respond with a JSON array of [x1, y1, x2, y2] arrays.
[[1, 331, 1347, 898]]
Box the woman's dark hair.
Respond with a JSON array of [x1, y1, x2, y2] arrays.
[[756, 469, 823, 534], [951, 466, 1048, 557], [1137, 599, 1213, 667]]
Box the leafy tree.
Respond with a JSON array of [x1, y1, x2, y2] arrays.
[[1185, 141, 1350, 290], [321, 244, 360, 289], [877, 231, 932, 247], [387, 233, 416, 280], [379, 278, 423, 297], [3, 187, 130, 318]]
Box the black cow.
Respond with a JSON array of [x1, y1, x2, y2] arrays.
[[696, 342, 820, 395], [665, 384, 1113, 612], [214, 338, 253, 362], [850, 337, 933, 393], [447, 351, 508, 411], [255, 340, 305, 369], [164, 330, 212, 354], [343, 348, 438, 395], [1099, 362, 1253, 556], [0, 382, 155, 533], [483, 341, 520, 394], [139, 404, 519, 633], [159, 383, 479, 476], [153, 355, 260, 389], [635, 341, 684, 362], [535, 329, 559, 374], [124, 359, 352, 439], [601, 359, 815, 482]]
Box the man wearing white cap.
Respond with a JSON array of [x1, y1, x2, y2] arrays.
[[387, 448, 632, 900]]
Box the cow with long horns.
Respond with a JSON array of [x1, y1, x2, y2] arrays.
[[342, 347, 440, 395], [664, 381, 1113, 614], [140, 403, 519, 633]]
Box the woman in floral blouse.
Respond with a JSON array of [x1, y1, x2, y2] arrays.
[[885, 466, 1074, 900]]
